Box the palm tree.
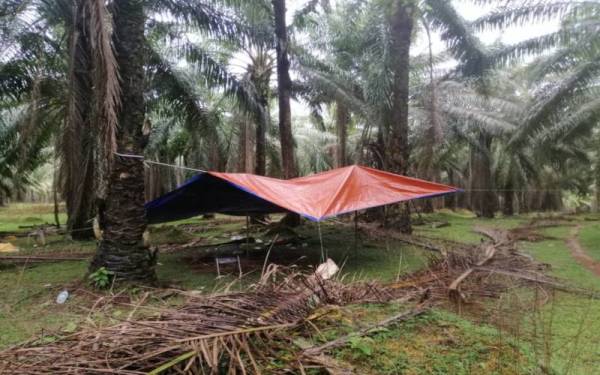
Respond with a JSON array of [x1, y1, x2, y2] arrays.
[[0, 1, 67, 209], [386, 0, 416, 231], [272, 0, 297, 180], [90, 0, 271, 280], [0, 0, 270, 280], [464, 0, 600, 213], [89, 0, 154, 281], [294, 0, 507, 222], [245, 47, 274, 176]]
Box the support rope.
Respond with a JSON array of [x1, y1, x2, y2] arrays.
[[114, 152, 206, 172], [317, 221, 326, 263]]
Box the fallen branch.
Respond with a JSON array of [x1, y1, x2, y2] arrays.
[[473, 226, 509, 243], [448, 243, 498, 302], [349, 222, 444, 253], [475, 266, 600, 299], [302, 354, 355, 375], [176, 322, 298, 343], [0, 254, 90, 263], [303, 303, 430, 356]]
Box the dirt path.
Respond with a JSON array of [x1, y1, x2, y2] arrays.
[[566, 225, 600, 277]]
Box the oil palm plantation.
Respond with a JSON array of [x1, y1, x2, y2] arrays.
[[294, 0, 507, 222], [90, 0, 271, 281], [2, 0, 600, 283], [1, 0, 269, 281]]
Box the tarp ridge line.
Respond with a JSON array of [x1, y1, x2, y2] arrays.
[[320, 165, 358, 220]]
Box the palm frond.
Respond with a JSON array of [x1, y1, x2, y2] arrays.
[[167, 40, 267, 125], [536, 96, 600, 144], [88, 0, 120, 162], [148, 0, 261, 45], [424, 0, 490, 78], [147, 48, 212, 133], [471, 0, 578, 32], [511, 60, 600, 145]]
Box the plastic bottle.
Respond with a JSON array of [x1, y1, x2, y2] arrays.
[[56, 290, 69, 304]]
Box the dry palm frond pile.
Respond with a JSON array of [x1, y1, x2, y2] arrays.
[[0, 226, 575, 374], [0, 265, 426, 374]]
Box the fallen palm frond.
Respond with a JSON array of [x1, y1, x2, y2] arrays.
[[0, 226, 581, 374], [0, 262, 422, 374]]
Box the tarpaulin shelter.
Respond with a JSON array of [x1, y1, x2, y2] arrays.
[[146, 165, 460, 224]]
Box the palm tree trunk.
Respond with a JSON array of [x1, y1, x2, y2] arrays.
[[255, 115, 267, 176], [238, 118, 255, 173], [421, 121, 436, 213], [238, 117, 247, 172], [503, 188, 514, 216], [388, 0, 414, 233], [250, 48, 271, 177], [252, 113, 268, 224], [523, 191, 533, 213], [253, 81, 269, 224], [470, 132, 496, 218], [335, 101, 349, 168], [208, 132, 222, 171], [422, 19, 441, 214], [52, 147, 60, 228], [91, 0, 156, 283], [273, 0, 300, 226], [444, 169, 458, 210], [245, 121, 254, 173], [272, 0, 297, 179]]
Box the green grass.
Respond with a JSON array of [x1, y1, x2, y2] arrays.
[[156, 253, 244, 290], [413, 209, 526, 244], [579, 220, 600, 263], [523, 225, 600, 290], [0, 260, 88, 347], [3, 203, 600, 374], [0, 203, 66, 232], [0, 204, 433, 348], [520, 222, 600, 374], [9, 235, 97, 255], [293, 305, 536, 375], [297, 221, 429, 281]]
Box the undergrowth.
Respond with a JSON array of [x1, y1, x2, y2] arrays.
[[2, 204, 600, 374]]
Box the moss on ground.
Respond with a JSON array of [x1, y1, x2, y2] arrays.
[[290, 305, 536, 375]]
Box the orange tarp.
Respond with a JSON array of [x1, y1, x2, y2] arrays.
[[210, 165, 460, 221]]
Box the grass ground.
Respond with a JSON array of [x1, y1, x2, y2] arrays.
[[520, 219, 600, 374], [1, 204, 600, 374], [327, 307, 535, 375], [578, 219, 600, 263], [412, 209, 526, 244], [0, 203, 66, 232]]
